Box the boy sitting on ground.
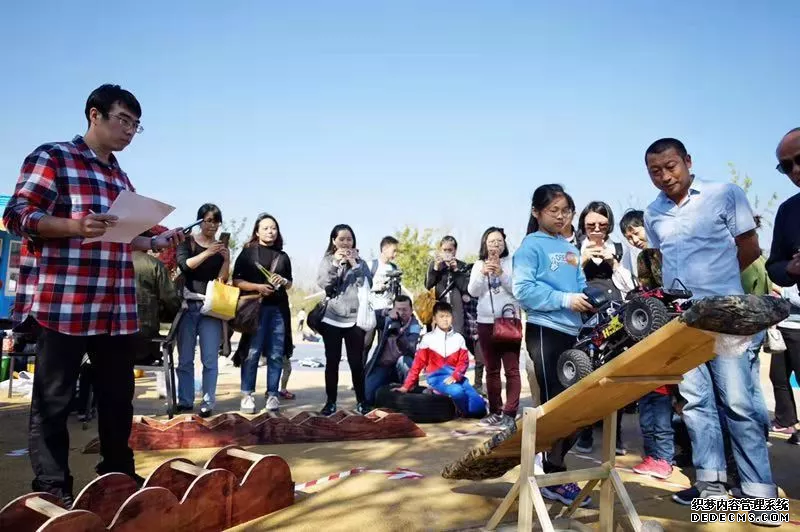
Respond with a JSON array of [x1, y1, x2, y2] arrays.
[[394, 302, 486, 418]]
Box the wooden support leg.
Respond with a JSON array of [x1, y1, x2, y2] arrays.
[[517, 408, 539, 532], [609, 469, 643, 532], [599, 411, 617, 531], [527, 477, 555, 532], [486, 479, 520, 531]]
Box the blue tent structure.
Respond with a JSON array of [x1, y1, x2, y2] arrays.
[[0, 194, 21, 329]]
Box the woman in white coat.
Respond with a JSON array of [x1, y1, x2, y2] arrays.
[[468, 227, 521, 428]]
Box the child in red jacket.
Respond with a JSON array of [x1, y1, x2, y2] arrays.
[[394, 302, 487, 418]]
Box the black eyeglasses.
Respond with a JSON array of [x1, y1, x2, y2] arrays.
[[108, 113, 144, 134], [777, 154, 800, 175]]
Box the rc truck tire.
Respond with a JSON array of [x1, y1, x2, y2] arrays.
[[556, 349, 593, 388], [374, 384, 457, 423], [624, 297, 669, 341]]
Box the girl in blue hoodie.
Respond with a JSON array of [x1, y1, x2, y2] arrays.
[[512, 184, 593, 508]]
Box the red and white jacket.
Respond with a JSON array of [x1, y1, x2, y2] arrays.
[[403, 327, 470, 389]]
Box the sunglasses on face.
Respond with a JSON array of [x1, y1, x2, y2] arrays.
[[777, 154, 800, 175]]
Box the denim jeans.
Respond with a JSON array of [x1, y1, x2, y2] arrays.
[[240, 305, 285, 397], [638, 392, 674, 462], [177, 302, 222, 408], [746, 331, 770, 437], [365, 355, 413, 404], [425, 366, 486, 418], [679, 346, 776, 497]]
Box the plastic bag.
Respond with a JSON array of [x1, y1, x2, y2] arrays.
[[356, 280, 376, 331], [713, 333, 754, 357], [200, 280, 240, 321]]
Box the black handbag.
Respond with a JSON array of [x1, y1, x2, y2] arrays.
[[229, 253, 281, 334], [307, 297, 329, 334], [230, 294, 262, 334]]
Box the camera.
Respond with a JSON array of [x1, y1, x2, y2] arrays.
[[385, 317, 403, 336], [384, 269, 403, 299]]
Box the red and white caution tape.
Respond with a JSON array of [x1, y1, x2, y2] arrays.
[[294, 466, 423, 491]]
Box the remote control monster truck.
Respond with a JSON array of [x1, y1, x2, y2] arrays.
[[556, 280, 693, 388]]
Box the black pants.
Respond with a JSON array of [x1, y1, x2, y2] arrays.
[[525, 323, 577, 473], [30, 327, 137, 498], [320, 323, 366, 404], [770, 327, 800, 427]]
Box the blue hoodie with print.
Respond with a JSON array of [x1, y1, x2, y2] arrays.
[[512, 231, 587, 336]]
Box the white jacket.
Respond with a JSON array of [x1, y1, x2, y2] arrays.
[[467, 256, 519, 324]]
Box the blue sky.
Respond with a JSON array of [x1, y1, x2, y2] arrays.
[[1, 1, 797, 285]]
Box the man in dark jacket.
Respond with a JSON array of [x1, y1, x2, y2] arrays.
[[425, 236, 470, 334], [132, 249, 181, 363], [364, 295, 421, 405], [767, 127, 800, 288]]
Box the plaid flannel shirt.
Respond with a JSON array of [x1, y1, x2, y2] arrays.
[[2, 136, 140, 336], [463, 294, 479, 342]]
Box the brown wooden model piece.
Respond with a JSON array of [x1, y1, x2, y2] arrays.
[[83, 408, 425, 452], [0, 446, 294, 532]]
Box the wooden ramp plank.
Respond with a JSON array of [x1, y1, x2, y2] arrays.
[[442, 320, 715, 479]]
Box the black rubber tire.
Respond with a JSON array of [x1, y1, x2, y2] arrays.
[[623, 297, 670, 341], [374, 384, 457, 423], [556, 349, 593, 388]]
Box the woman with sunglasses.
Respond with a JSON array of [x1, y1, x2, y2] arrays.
[[574, 201, 632, 455], [175, 203, 229, 417]]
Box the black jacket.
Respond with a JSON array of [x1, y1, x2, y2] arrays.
[[424, 259, 470, 334], [767, 192, 800, 287]]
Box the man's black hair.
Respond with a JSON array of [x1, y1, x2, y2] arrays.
[[380, 236, 399, 250], [85, 84, 142, 127], [433, 301, 453, 315], [645, 138, 688, 161], [619, 209, 644, 234], [394, 294, 413, 308]]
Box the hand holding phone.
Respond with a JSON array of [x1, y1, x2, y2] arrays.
[[219, 232, 231, 246]]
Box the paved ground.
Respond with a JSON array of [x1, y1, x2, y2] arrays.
[[1, 336, 799, 530]]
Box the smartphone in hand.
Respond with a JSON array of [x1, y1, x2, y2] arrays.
[[219, 232, 231, 247]]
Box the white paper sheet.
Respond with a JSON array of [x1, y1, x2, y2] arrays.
[[83, 190, 175, 244]]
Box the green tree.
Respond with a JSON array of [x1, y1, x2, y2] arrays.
[[462, 253, 478, 265], [728, 163, 779, 228], [220, 217, 249, 258], [393, 226, 436, 295]]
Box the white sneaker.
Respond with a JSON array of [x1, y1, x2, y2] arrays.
[[240, 393, 256, 414], [265, 395, 280, 413]]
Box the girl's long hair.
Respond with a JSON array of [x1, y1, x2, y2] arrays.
[[525, 184, 571, 234], [245, 213, 284, 251], [325, 224, 356, 255]]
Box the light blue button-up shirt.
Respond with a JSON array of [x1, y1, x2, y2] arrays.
[[644, 178, 755, 300]]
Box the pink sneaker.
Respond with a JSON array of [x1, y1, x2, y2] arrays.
[[632, 456, 673, 480]]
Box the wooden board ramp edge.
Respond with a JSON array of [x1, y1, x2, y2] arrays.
[[442, 320, 716, 480]]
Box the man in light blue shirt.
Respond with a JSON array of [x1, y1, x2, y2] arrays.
[[643, 138, 776, 511]]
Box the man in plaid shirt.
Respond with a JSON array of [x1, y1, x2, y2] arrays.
[[3, 84, 184, 506]]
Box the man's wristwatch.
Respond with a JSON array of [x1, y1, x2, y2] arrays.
[[150, 236, 159, 252]]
